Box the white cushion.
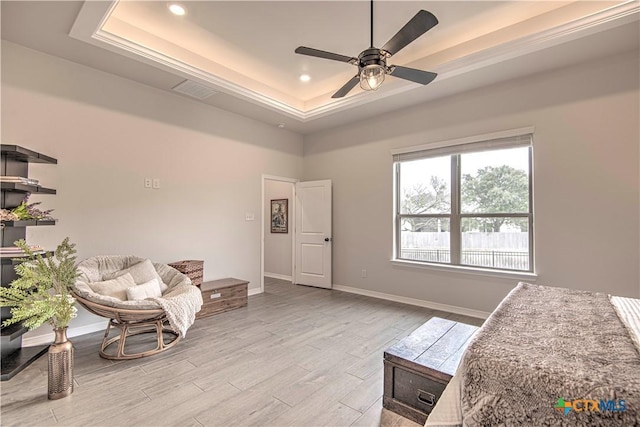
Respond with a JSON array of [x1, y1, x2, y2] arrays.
[[126, 278, 163, 301], [103, 259, 168, 292], [88, 273, 136, 301]]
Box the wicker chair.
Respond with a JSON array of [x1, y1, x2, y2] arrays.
[[73, 256, 193, 360]]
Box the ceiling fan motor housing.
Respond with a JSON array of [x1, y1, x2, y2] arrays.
[[358, 48, 387, 72]]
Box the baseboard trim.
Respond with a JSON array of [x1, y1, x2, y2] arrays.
[[248, 288, 262, 296], [332, 284, 490, 320], [264, 272, 292, 281], [22, 321, 107, 347]]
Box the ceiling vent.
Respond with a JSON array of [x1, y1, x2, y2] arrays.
[[172, 80, 218, 99]]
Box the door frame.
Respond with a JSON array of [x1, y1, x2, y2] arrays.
[[261, 174, 298, 293]]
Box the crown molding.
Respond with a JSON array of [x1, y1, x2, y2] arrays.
[[69, 1, 639, 123], [434, 0, 639, 80]]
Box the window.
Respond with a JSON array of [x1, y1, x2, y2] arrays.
[[393, 130, 533, 272]]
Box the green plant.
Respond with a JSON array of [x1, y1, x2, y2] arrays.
[[0, 238, 80, 330], [10, 194, 55, 221]]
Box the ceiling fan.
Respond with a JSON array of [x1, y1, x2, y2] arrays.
[[295, 0, 439, 98]]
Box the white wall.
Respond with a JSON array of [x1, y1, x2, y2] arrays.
[[264, 180, 294, 279], [1, 41, 304, 340], [303, 50, 640, 314]]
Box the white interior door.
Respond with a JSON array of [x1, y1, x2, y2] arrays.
[[294, 180, 332, 289]]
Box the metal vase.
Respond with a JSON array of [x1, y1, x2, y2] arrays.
[[48, 327, 74, 400]]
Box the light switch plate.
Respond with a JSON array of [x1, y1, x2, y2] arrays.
[[245, 213, 255, 221]]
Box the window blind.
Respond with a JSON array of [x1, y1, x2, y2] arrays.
[[393, 132, 533, 163]]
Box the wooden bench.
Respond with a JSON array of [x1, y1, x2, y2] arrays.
[[383, 317, 479, 424], [197, 278, 248, 319]]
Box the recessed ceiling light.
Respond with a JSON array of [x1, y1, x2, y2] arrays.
[[299, 74, 311, 82], [168, 3, 186, 16]]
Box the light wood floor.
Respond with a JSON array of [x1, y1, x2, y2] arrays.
[[0, 278, 484, 427]]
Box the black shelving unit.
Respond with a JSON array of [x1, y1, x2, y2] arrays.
[[1, 144, 57, 381], [0, 182, 56, 194], [1, 220, 56, 227]]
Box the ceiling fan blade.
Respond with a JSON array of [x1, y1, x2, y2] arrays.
[[331, 76, 360, 98], [381, 10, 438, 56], [295, 46, 356, 63], [390, 66, 437, 85]]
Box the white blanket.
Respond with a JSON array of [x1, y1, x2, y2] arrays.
[[150, 283, 203, 338], [611, 295, 640, 353], [424, 373, 463, 427]]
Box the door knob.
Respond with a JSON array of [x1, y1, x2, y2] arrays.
[[324, 237, 332, 242]]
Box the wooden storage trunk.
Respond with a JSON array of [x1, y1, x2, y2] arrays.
[[197, 278, 248, 319], [383, 317, 479, 424]]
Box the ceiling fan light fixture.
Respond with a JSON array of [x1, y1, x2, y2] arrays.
[[359, 64, 385, 91]]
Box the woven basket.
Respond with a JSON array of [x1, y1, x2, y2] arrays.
[[168, 260, 204, 287]]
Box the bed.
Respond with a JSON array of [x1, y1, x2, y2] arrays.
[[425, 282, 640, 426]]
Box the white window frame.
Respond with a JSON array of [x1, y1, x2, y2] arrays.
[[392, 128, 535, 274]]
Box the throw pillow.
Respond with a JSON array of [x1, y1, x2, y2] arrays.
[[103, 259, 168, 292], [88, 273, 136, 301], [126, 278, 163, 301]]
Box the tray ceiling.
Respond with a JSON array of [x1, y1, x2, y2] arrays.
[[2, 1, 639, 133]]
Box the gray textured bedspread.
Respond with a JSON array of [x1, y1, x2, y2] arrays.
[[459, 283, 640, 426]]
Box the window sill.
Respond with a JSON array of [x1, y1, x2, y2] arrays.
[[390, 259, 538, 281]]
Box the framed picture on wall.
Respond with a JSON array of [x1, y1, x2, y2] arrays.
[[271, 199, 288, 233]]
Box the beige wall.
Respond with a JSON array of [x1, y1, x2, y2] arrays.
[[3, 40, 639, 339], [1, 41, 304, 339], [303, 49, 640, 313], [264, 179, 294, 279]]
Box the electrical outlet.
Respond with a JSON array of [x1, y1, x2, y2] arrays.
[[361, 269, 367, 278], [152, 178, 160, 189], [144, 178, 152, 188], [245, 213, 255, 221]]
